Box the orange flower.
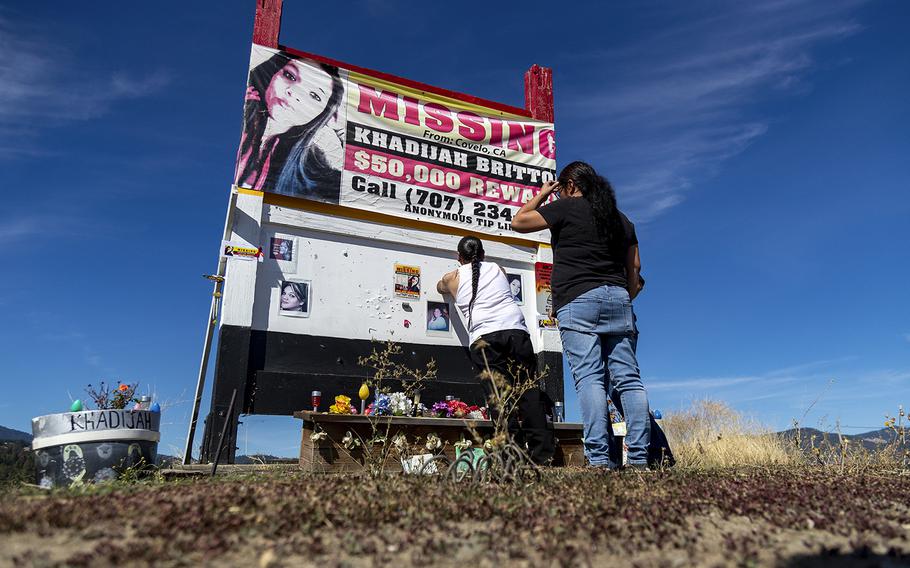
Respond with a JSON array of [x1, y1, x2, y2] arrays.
[[118, 384, 129, 392]]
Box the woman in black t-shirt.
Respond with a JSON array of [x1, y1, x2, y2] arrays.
[[513, 161, 650, 470]]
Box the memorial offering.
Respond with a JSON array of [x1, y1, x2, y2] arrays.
[[32, 380, 160, 487]]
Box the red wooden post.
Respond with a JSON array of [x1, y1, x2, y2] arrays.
[[524, 64, 554, 122], [252, 0, 283, 48]]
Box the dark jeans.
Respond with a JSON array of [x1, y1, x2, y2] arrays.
[[469, 329, 555, 465]]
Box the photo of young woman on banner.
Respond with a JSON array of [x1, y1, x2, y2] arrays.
[[235, 45, 347, 203]]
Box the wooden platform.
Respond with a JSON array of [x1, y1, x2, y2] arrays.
[[160, 463, 299, 478], [294, 411, 586, 473]]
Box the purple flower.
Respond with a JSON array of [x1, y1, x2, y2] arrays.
[[431, 401, 450, 417]]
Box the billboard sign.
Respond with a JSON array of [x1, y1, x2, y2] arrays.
[[235, 44, 556, 242]]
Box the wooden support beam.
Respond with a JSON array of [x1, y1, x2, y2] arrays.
[[252, 0, 283, 47], [524, 64, 554, 123]]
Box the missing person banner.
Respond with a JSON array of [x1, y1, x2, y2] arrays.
[[235, 44, 556, 243]]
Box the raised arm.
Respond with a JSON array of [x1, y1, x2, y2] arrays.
[[626, 244, 642, 300], [511, 180, 558, 233], [436, 269, 459, 297]]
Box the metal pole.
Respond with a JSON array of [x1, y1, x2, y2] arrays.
[[183, 188, 238, 464]]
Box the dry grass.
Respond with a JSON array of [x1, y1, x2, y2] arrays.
[[661, 399, 798, 468], [3, 468, 908, 566]]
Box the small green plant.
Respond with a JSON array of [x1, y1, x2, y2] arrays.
[[115, 457, 163, 484]]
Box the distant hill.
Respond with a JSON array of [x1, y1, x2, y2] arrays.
[[234, 454, 296, 465], [779, 427, 904, 453], [0, 425, 32, 444], [156, 454, 296, 466]]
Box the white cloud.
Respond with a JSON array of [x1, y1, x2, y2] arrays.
[[558, 1, 867, 221], [0, 217, 42, 241], [0, 214, 84, 244], [0, 15, 172, 152]]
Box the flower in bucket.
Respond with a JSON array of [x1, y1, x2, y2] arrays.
[[388, 392, 414, 416], [329, 395, 354, 414], [453, 438, 472, 451]]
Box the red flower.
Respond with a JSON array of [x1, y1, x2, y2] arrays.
[[118, 384, 129, 392]]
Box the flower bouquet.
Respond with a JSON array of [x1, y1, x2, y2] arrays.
[[388, 392, 414, 416], [329, 395, 357, 414]]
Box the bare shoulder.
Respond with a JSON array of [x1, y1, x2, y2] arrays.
[[437, 269, 460, 295]]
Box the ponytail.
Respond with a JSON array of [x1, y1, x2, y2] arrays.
[[456, 236, 485, 329]]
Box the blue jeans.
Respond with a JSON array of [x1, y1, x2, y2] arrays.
[[557, 285, 650, 467]]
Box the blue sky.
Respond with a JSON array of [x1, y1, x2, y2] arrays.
[[1, 1, 907, 458]]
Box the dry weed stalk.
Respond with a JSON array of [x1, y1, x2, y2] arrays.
[[662, 400, 797, 469], [326, 341, 438, 477], [449, 339, 543, 484]]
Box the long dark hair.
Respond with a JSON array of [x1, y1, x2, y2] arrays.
[[457, 236, 485, 328], [281, 281, 307, 311], [237, 52, 344, 196], [558, 161, 625, 253]]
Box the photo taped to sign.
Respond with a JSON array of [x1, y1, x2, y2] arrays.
[[506, 273, 524, 305], [394, 264, 421, 300], [222, 240, 262, 262], [426, 301, 451, 334], [270, 237, 294, 261], [535, 262, 553, 317], [278, 280, 311, 317]]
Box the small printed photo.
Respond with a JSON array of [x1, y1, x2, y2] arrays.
[[270, 237, 294, 261], [506, 273, 523, 305], [394, 264, 421, 299], [278, 280, 310, 317], [426, 301, 450, 333]]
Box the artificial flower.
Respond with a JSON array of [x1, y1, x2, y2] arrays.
[[329, 394, 354, 414], [392, 433, 408, 452], [447, 400, 470, 418], [389, 392, 414, 416], [372, 393, 391, 416], [342, 431, 360, 450], [425, 433, 442, 452], [430, 402, 449, 418]]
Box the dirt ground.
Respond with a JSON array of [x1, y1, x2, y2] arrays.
[[1, 468, 908, 567]]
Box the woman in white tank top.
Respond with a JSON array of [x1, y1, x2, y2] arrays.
[[436, 236, 554, 465]]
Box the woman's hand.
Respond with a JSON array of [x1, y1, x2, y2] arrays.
[[512, 181, 558, 233], [245, 86, 261, 102]]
